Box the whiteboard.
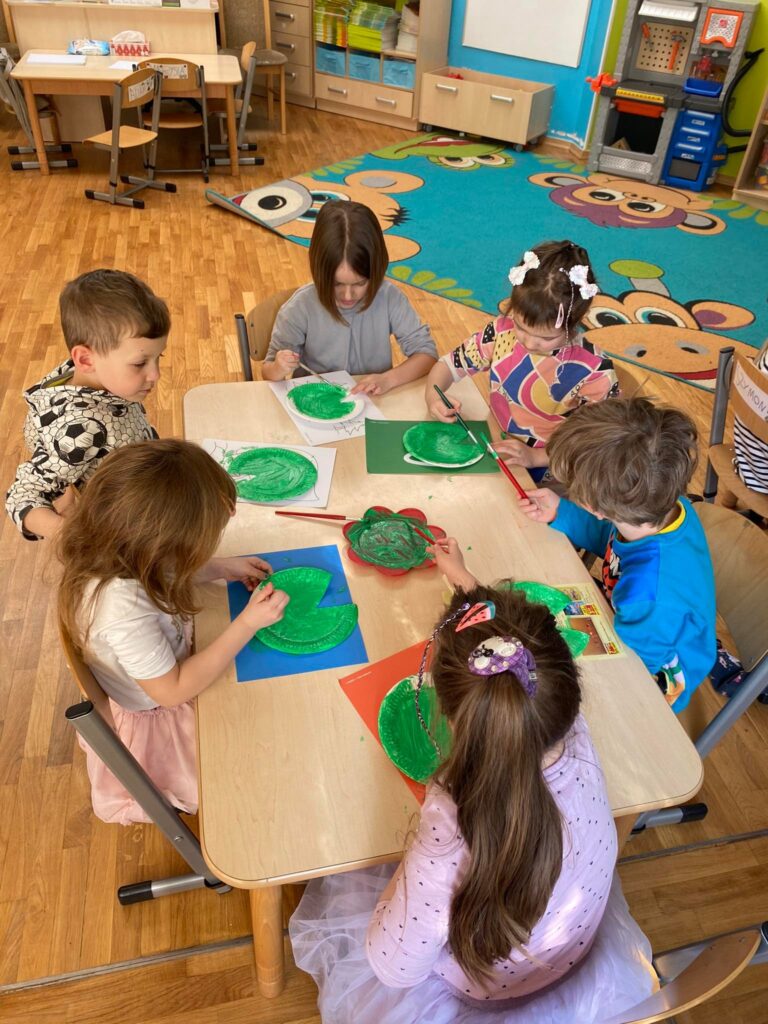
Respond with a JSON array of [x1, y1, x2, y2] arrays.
[[463, 0, 592, 68]]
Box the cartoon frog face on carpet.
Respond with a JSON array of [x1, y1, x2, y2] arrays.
[[373, 134, 515, 171], [231, 170, 424, 261], [580, 261, 755, 387], [528, 171, 726, 234]]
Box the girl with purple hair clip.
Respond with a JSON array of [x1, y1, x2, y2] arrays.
[[289, 539, 656, 1023], [424, 240, 618, 484]]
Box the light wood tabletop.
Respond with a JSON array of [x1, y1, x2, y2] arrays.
[[184, 376, 703, 997]]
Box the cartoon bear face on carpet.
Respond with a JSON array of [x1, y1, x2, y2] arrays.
[[229, 170, 424, 261], [528, 171, 726, 234]]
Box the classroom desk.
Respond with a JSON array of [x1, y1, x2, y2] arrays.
[[184, 377, 704, 998], [11, 50, 241, 174]]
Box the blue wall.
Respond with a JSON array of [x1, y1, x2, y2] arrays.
[[447, 0, 615, 147]]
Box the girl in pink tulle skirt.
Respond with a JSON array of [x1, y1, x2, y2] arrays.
[[290, 563, 657, 1023], [58, 439, 289, 825]]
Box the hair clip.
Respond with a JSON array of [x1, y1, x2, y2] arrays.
[[555, 302, 565, 329], [508, 250, 540, 287], [455, 600, 496, 633], [468, 635, 538, 696], [567, 264, 598, 300]]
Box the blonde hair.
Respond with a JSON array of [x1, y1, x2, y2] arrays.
[[57, 439, 235, 651], [548, 397, 698, 526], [60, 269, 170, 354]]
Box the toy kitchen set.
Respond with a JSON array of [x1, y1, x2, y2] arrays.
[[588, 0, 759, 189]]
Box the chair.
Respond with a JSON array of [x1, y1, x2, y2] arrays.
[[250, 0, 288, 136], [139, 58, 211, 181], [84, 67, 175, 209], [703, 345, 768, 520], [209, 42, 264, 167], [59, 618, 230, 904], [633, 501, 768, 833], [1, 46, 77, 171], [235, 287, 296, 380]]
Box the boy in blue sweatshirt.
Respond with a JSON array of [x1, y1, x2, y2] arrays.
[[519, 397, 715, 712]]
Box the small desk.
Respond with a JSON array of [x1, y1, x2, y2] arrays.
[[184, 378, 703, 998], [11, 50, 241, 174]]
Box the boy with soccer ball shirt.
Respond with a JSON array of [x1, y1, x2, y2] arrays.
[[6, 270, 169, 540]]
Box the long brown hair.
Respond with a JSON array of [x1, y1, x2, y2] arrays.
[[504, 239, 596, 328], [309, 200, 389, 322], [57, 439, 236, 651], [431, 584, 581, 983]]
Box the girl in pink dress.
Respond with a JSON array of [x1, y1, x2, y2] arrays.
[[57, 439, 289, 825], [290, 550, 656, 1023]]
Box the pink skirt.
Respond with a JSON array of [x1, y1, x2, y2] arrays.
[[290, 865, 657, 1024], [78, 699, 198, 825]]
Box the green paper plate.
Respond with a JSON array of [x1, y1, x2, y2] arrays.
[[378, 675, 452, 783], [254, 566, 358, 654], [227, 447, 318, 503], [510, 580, 571, 615], [347, 509, 429, 569], [402, 422, 484, 467], [287, 382, 357, 421]]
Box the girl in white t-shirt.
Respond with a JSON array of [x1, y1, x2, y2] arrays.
[[57, 439, 289, 825]]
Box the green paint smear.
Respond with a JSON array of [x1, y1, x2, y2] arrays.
[[287, 382, 355, 420], [253, 566, 358, 654], [378, 676, 452, 783], [403, 422, 483, 466], [347, 508, 430, 569], [227, 447, 317, 502]]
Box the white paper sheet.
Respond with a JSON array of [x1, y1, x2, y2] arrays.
[[269, 370, 385, 446], [110, 60, 137, 70], [201, 439, 336, 509], [27, 53, 87, 65]]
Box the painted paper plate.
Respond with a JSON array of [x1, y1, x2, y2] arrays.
[[254, 566, 358, 654], [227, 447, 318, 503], [344, 506, 446, 575], [287, 381, 364, 424], [403, 422, 484, 468], [378, 675, 452, 783]]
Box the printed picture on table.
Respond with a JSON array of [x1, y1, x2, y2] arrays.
[[558, 584, 622, 659]]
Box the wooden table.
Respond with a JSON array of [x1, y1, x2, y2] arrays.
[[184, 377, 703, 998], [11, 50, 241, 174]]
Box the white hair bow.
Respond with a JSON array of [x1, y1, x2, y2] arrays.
[[568, 264, 598, 300], [508, 251, 540, 287]]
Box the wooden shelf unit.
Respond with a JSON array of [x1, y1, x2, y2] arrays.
[[732, 78, 768, 212]]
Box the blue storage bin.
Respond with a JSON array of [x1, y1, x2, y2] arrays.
[[382, 57, 415, 90], [349, 50, 380, 82], [315, 43, 346, 77]]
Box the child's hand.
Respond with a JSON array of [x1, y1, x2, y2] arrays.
[[273, 349, 300, 378], [211, 555, 273, 590], [493, 439, 548, 469], [350, 372, 393, 397], [427, 537, 477, 592], [518, 488, 559, 524], [427, 392, 461, 424], [241, 582, 289, 631]]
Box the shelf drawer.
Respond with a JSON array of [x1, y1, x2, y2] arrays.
[[314, 74, 413, 119], [285, 62, 312, 97], [269, 1, 310, 38], [273, 30, 311, 67], [419, 74, 485, 134]]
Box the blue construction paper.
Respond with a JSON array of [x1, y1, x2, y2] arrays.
[[227, 544, 368, 683]]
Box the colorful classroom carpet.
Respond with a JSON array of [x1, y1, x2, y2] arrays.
[[206, 134, 768, 388]]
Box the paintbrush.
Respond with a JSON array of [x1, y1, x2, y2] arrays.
[[274, 510, 450, 551], [296, 361, 350, 392], [432, 385, 529, 501]]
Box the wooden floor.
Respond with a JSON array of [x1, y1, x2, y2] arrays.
[[0, 102, 765, 1023]]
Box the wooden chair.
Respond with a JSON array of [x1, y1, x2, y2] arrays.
[[83, 67, 175, 209], [139, 57, 211, 181], [235, 287, 296, 380], [2, 47, 77, 171], [253, 0, 288, 135], [209, 41, 265, 168], [633, 501, 768, 833], [59, 617, 230, 904], [704, 345, 768, 520]]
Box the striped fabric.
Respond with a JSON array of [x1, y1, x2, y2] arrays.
[[733, 346, 768, 494]]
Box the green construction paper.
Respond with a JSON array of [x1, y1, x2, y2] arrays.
[[347, 508, 431, 569], [287, 381, 355, 420], [378, 675, 452, 782], [559, 627, 591, 658], [403, 422, 484, 466], [503, 581, 590, 656], [226, 447, 317, 502], [254, 566, 358, 654], [365, 419, 499, 475]]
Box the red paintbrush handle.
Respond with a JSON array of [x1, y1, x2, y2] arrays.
[[494, 455, 529, 500], [275, 511, 349, 521]]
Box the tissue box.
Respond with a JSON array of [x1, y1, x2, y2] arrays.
[[110, 40, 152, 57]]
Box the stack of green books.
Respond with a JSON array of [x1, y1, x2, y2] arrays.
[[314, 0, 353, 46], [348, 2, 400, 53]]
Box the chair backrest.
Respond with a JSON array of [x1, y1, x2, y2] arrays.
[[241, 40, 257, 73], [695, 501, 768, 671], [141, 57, 202, 95], [729, 350, 768, 446], [245, 287, 297, 363], [58, 615, 115, 730], [119, 66, 159, 110], [602, 925, 761, 1024]]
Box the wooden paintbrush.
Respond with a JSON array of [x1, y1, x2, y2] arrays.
[[274, 510, 450, 551]]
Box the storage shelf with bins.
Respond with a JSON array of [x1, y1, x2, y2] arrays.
[[732, 79, 768, 212], [313, 0, 451, 129]]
